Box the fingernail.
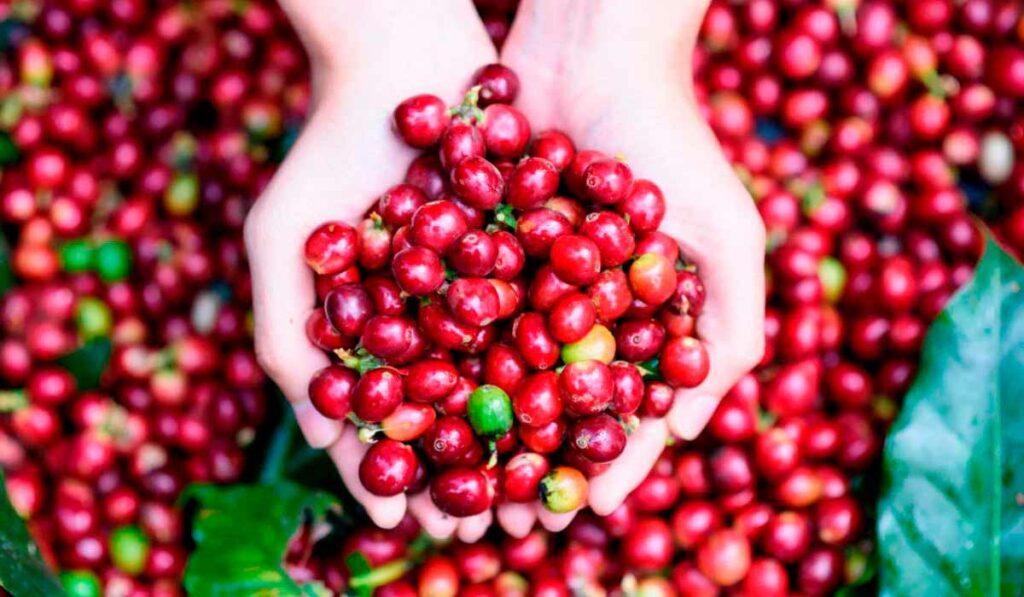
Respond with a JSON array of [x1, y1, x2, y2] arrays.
[[670, 394, 720, 440]]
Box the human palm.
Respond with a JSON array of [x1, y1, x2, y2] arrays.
[[245, 1, 497, 538], [494, 0, 766, 531]]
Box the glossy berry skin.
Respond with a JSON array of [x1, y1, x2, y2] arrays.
[[381, 403, 436, 441], [304, 222, 358, 275], [660, 336, 710, 388], [451, 156, 504, 210], [512, 371, 563, 427], [560, 360, 614, 416], [503, 452, 549, 502], [516, 208, 573, 259], [394, 94, 449, 148], [549, 235, 602, 286], [619, 179, 666, 233], [308, 365, 358, 419], [539, 466, 588, 513], [530, 130, 576, 171], [615, 319, 666, 362], [447, 231, 497, 277], [580, 211, 635, 268], [424, 416, 476, 465], [404, 359, 459, 403], [439, 121, 485, 170], [391, 246, 444, 296], [489, 231, 524, 282], [323, 284, 374, 337], [351, 368, 404, 423], [513, 312, 560, 370], [447, 277, 500, 327], [588, 269, 633, 321], [610, 361, 644, 414], [629, 253, 677, 306], [378, 184, 428, 227], [410, 200, 468, 254], [569, 414, 626, 462], [584, 158, 634, 204], [473, 63, 520, 106], [481, 104, 530, 159], [548, 292, 597, 344], [362, 315, 415, 359], [467, 384, 514, 439], [430, 467, 492, 517], [506, 157, 560, 209], [359, 439, 418, 497]]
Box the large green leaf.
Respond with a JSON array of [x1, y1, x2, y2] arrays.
[[183, 483, 338, 597], [0, 469, 65, 596], [877, 237, 1024, 597]]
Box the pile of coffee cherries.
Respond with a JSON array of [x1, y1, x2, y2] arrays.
[[0, 1, 307, 594], [303, 70, 711, 517]]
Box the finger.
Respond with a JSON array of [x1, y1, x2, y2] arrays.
[[408, 491, 459, 540], [293, 399, 345, 450], [328, 428, 407, 529], [456, 510, 493, 544], [536, 504, 578, 532], [667, 391, 721, 440], [665, 230, 765, 440], [496, 503, 538, 538], [587, 418, 669, 515], [245, 201, 341, 448]]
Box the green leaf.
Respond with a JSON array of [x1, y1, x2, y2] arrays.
[[877, 236, 1024, 597], [56, 338, 112, 390], [183, 482, 339, 597], [0, 469, 66, 596]]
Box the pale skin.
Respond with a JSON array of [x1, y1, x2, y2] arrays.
[[245, 0, 765, 540]]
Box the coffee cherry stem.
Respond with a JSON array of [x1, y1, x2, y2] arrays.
[[347, 413, 381, 443], [636, 358, 661, 381], [487, 440, 499, 469], [448, 85, 485, 124], [349, 558, 412, 592], [492, 203, 517, 230], [620, 414, 640, 435], [335, 348, 384, 375], [918, 70, 948, 100], [828, 0, 858, 36]]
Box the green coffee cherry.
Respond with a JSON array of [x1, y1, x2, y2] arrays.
[[75, 296, 112, 340], [109, 525, 150, 575], [94, 239, 132, 282], [61, 570, 101, 597], [60, 239, 94, 273], [467, 384, 513, 438]]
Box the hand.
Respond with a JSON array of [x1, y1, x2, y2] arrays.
[[245, 0, 498, 539], [495, 0, 766, 531]]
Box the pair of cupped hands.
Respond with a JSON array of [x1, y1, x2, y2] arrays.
[[244, 0, 764, 541]]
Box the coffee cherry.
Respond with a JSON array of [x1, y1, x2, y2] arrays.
[[430, 467, 492, 517], [359, 439, 418, 496], [660, 337, 710, 388], [539, 466, 588, 513], [568, 414, 626, 463], [394, 94, 450, 148], [304, 222, 358, 275], [467, 385, 514, 439]]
